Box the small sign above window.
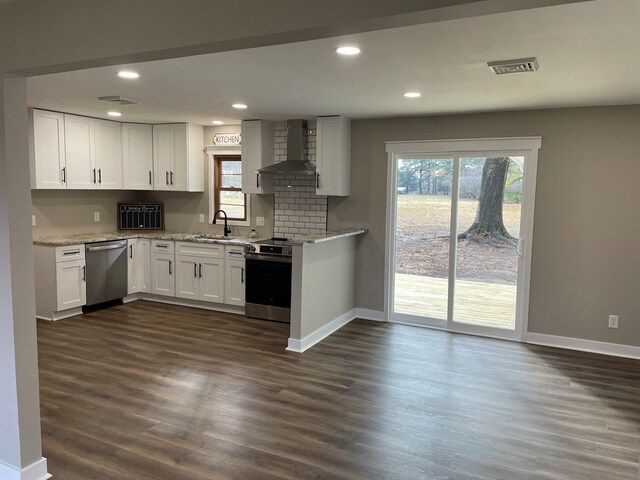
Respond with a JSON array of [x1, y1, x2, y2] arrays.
[[212, 133, 241, 146]]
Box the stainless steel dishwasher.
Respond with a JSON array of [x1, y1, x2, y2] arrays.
[[85, 240, 128, 306]]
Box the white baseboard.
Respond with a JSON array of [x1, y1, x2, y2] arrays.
[[140, 294, 245, 316], [525, 333, 640, 360], [355, 308, 386, 322], [287, 309, 356, 353], [0, 458, 51, 480], [36, 307, 83, 322]]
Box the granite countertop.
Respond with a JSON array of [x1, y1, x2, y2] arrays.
[[33, 231, 261, 247], [33, 228, 367, 247], [289, 228, 368, 245]]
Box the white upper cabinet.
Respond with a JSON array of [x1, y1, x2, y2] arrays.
[[30, 109, 66, 189], [122, 123, 154, 190], [153, 124, 204, 192], [93, 119, 122, 189], [241, 120, 275, 194], [63, 114, 123, 189], [64, 114, 95, 189], [315, 116, 351, 196]]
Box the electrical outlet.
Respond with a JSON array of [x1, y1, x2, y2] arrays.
[[32, 215, 36, 226], [94, 212, 100, 222], [199, 213, 205, 224], [608, 315, 619, 329], [256, 216, 265, 227]]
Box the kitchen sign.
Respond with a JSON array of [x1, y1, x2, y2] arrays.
[[212, 133, 241, 146]]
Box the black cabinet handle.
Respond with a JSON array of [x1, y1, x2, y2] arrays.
[[194, 262, 198, 278], [168, 260, 172, 276], [165, 171, 169, 185], [316, 172, 320, 189], [256, 173, 260, 188], [199, 263, 203, 278], [170, 171, 174, 185], [61, 167, 66, 183], [149, 171, 152, 185], [98, 168, 102, 184], [241, 267, 244, 284], [82, 266, 86, 282], [93, 168, 97, 184], [129, 245, 133, 259]]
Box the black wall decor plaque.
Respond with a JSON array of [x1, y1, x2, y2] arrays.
[[118, 203, 164, 231]]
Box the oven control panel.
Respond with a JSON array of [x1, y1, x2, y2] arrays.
[[245, 243, 293, 257]]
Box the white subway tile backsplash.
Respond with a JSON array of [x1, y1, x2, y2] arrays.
[[272, 121, 326, 237]]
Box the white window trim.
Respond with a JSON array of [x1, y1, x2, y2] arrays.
[[205, 145, 251, 227]]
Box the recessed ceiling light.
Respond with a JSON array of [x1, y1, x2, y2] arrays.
[[336, 46, 361, 56], [211, 120, 224, 125], [403, 92, 421, 98], [232, 103, 248, 109], [118, 70, 140, 79], [108, 111, 122, 117]]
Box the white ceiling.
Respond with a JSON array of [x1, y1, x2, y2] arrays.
[[27, 0, 640, 126]]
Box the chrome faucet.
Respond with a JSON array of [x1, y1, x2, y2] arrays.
[[212, 209, 231, 236]]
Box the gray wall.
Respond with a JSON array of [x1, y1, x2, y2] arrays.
[[328, 105, 640, 347]]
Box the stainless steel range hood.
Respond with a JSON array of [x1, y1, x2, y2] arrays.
[[258, 119, 315, 175]]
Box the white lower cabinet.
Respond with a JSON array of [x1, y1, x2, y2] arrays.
[[55, 258, 86, 310], [175, 242, 224, 303], [34, 244, 86, 320], [225, 245, 245, 306], [127, 239, 150, 295], [150, 240, 175, 297]]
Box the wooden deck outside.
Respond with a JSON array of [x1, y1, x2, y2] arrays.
[[394, 273, 516, 330]]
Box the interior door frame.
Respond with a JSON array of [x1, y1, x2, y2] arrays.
[[384, 137, 542, 342]]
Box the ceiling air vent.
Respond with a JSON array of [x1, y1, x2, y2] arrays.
[[488, 57, 538, 75], [97, 95, 139, 105]]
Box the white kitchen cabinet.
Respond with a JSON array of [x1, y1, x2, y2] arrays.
[[241, 120, 275, 194], [127, 238, 150, 295], [64, 114, 123, 189], [150, 239, 175, 297], [175, 242, 224, 303], [93, 118, 123, 189], [34, 244, 86, 320], [64, 114, 95, 189], [315, 115, 351, 196], [122, 123, 154, 190], [29, 109, 66, 189], [224, 245, 245, 306], [153, 123, 204, 192], [56, 259, 87, 310]]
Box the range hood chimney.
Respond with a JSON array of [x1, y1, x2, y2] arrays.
[[258, 119, 316, 175]]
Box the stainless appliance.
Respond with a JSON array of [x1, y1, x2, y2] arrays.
[[244, 238, 293, 323], [258, 120, 315, 175], [85, 240, 128, 306]]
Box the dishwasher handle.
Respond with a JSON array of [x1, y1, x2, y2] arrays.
[[86, 242, 127, 252]]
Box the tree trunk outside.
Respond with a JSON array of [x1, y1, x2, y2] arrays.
[[458, 157, 514, 244]]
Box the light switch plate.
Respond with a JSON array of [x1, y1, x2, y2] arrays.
[[94, 212, 100, 222], [256, 216, 265, 227], [199, 213, 205, 224], [32, 215, 36, 226]]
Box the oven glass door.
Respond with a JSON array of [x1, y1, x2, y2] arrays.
[[245, 257, 292, 309]]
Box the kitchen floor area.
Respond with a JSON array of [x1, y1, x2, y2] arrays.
[[37, 302, 640, 479]]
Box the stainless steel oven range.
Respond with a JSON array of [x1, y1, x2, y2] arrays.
[[244, 238, 292, 323]]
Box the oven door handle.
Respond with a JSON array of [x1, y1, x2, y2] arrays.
[[244, 253, 292, 264]]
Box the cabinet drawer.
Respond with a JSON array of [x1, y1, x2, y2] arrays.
[[55, 244, 85, 263], [176, 241, 223, 258], [225, 245, 246, 260], [151, 239, 174, 254]]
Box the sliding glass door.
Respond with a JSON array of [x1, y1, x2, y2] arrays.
[[387, 138, 540, 340]]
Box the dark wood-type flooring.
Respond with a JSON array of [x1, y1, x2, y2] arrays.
[[37, 301, 640, 479]]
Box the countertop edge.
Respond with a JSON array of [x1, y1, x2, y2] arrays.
[[290, 229, 368, 245]]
